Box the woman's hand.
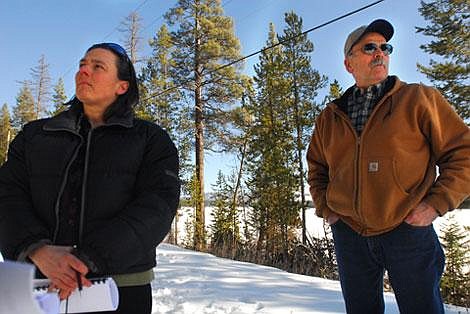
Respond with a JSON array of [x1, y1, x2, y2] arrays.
[[30, 245, 92, 299]]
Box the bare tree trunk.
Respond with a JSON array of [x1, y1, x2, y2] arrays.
[[174, 208, 179, 245], [231, 141, 246, 215], [292, 67, 307, 245], [295, 102, 307, 245], [256, 226, 265, 263], [31, 55, 51, 119], [36, 84, 42, 119], [119, 11, 142, 64], [194, 81, 205, 250], [230, 138, 247, 250], [241, 187, 250, 243], [128, 12, 140, 64], [193, 4, 206, 251], [4, 128, 11, 162]]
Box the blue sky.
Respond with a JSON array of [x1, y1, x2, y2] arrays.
[[0, 0, 433, 190]]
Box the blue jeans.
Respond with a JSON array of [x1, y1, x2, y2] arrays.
[[331, 220, 445, 314]]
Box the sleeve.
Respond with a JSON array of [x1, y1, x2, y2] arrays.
[[77, 128, 180, 274], [306, 114, 333, 220], [420, 87, 470, 215], [0, 130, 52, 261]]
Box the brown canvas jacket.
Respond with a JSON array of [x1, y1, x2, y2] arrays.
[[307, 76, 470, 235]]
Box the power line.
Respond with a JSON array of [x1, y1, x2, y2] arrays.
[[235, 0, 276, 26], [221, 0, 234, 6], [103, 0, 152, 40], [61, 0, 226, 95], [61, 0, 265, 84], [141, 1, 235, 42], [142, 15, 164, 33], [141, 0, 386, 102], [134, 0, 151, 12], [142, 0, 238, 44], [59, 0, 153, 94]]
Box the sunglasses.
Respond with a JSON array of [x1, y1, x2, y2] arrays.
[[360, 43, 393, 56]]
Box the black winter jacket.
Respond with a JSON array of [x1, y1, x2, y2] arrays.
[[0, 102, 180, 276]]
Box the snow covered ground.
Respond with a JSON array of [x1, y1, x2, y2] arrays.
[[152, 208, 470, 313], [152, 243, 468, 314]]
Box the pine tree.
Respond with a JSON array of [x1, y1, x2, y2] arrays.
[[30, 54, 51, 118], [220, 87, 256, 249], [188, 171, 204, 249], [182, 207, 196, 249], [138, 24, 180, 130], [164, 0, 246, 250], [279, 12, 327, 244], [327, 79, 343, 101], [210, 171, 230, 247], [439, 214, 470, 307], [12, 82, 36, 130], [50, 78, 68, 116], [0, 104, 12, 164], [210, 170, 241, 257], [416, 0, 469, 121], [246, 23, 300, 264]]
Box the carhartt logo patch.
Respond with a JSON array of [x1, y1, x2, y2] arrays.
[[368, 161, 379, 172]]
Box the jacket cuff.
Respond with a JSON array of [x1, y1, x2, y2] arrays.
[[71, 247, 101, 274], [18, 239, 52, 262], [315, 205, 333, 220], [422, 195, 449, 217]]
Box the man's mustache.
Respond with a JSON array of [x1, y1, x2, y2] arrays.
[[371, 58, 387, 67]]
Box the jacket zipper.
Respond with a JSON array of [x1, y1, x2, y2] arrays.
[[352, 94, 392, 234], [333, 110, 367, 231], [47, 116, 128, 244], [78, 129, 93, 246], [354, 136, 366, 233], [52, 130, 84, 243]]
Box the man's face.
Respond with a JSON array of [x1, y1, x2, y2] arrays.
[[344, 32, 390, 88]]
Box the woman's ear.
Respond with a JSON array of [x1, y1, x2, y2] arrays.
[[116, 81, 129, 95]]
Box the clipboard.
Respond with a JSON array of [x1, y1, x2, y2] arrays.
[[34, 277, 119, 313]]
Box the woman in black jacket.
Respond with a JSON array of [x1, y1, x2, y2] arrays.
[[0, 43, 180, 314]]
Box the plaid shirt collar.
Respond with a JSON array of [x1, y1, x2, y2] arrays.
[[347, 80, 387, 134]]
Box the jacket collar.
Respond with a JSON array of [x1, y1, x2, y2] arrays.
[[333, 76, 399, 114], [43, 99, 134, 132]]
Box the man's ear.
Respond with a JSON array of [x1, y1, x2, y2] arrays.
[[344, 58, 354, 74], [116, 81, 129, 95]]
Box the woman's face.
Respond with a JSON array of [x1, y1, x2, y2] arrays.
[[75, 48, 128, 110]]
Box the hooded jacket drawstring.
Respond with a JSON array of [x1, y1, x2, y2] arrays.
[[383, 94, 393, 120]]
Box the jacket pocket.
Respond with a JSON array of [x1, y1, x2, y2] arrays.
[[361, 157, 410, 226], [326, 165, 355, 216], [391, 158, 410, 196]]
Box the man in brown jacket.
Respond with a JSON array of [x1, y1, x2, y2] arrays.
[[307, 19, 470, 314]]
